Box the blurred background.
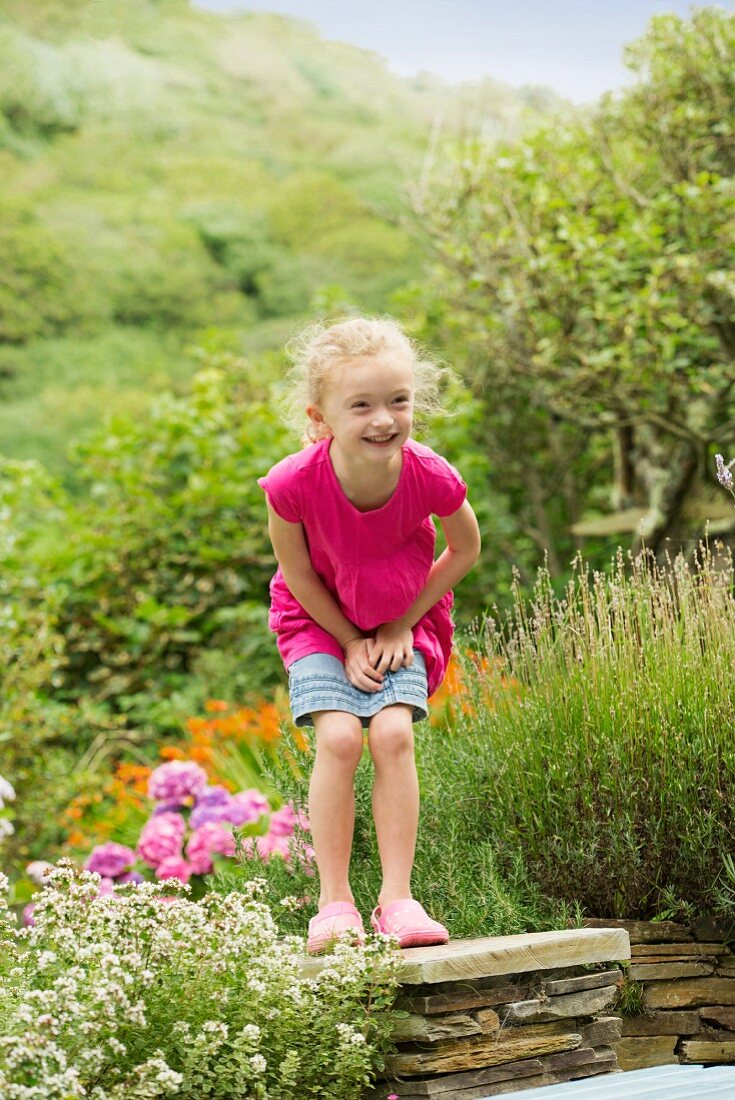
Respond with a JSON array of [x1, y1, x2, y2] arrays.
[[1, 1, 734, 910]]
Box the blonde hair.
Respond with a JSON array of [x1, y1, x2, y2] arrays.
[[274, 315, 460, 447]]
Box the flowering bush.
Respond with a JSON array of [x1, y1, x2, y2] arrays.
[[0, 862, 404, 1099], [21, 760, 315, 927]]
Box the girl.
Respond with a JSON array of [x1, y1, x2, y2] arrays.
[[257, 316, 481, 955]]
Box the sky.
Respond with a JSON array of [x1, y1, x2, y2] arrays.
[[191, 0, 729, 104]]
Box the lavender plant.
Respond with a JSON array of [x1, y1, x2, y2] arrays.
[[715, 453, 735, 497], [0, 861, 403, 1099]]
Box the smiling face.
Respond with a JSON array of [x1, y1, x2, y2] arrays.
[[306, 353, 415, 465]]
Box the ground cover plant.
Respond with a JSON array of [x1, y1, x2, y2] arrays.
[[0, 863, 403, 1099]]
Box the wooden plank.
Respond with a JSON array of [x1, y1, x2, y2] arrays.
[[391, 928, 630, 986], [386, 1021, 582, 1076]]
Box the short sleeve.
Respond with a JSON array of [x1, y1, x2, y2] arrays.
[[257, 460, 302, 524], [430, 456, 468, 517]]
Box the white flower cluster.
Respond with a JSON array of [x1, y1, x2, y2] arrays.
[[0, 860, 404, 1099]]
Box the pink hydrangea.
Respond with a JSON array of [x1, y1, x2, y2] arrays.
[[97, 877, 116, 897], [269, 802, 309, 836], [155, 856, 193, 884], [256, 832, 292, 860], [85, 841, 136, 879], [186, 822, 236, 875], [137, 812, 186, 869], [22, 902, 35, 927], [147, 761, 207, 804], [228, 789, 270, 826]]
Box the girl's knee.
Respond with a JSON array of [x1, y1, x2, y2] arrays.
[[313, 712, 364, 767], [367, 707, 415, 761]]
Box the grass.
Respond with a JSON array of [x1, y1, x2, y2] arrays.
[[235, 541, 735, 938]]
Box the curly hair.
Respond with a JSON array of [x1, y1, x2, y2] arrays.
[[272, 315, 460, 447]]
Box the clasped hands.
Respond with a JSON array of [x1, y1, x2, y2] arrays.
[[343, 620, 414, 693]]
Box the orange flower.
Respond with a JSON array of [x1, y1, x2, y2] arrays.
[[205, 699, 230, 713]]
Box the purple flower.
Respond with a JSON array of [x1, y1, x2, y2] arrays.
[[715, 454, 734, 490], [195, 785, 231, 807], [227, 789, 270, 827], [152, 801, 185, 816], [116, 871, 144, 885], [189, 801, 234, 830], [147, 761, 208, 804], [186, 822, 236, 875], [85, 842, 136, 879]]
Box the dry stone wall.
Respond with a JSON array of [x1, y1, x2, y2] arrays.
[[303, 927, 631, 1100], [583, 915, 735, 1070]]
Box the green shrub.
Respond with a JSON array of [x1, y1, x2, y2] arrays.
[[461, 543, 735, 920], [231, 694, 579, 943], [0, 863, 403, 1098]]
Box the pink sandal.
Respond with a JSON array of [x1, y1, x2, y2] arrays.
[[307, 901, 365, 955], [370, 898, 449, 948]]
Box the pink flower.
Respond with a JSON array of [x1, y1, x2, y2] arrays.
[[269, 802, 309, 836], [22, 902, 35, 927], [147, 761, 208, 804], [155, 856, 192, 884], [137, 812, 186, 869], [85, 842, 136, 879], [97, 877, 116, 897], [256, 832, 292, 860], [228, 789, 270, 826], [186, 822, 236, 875]]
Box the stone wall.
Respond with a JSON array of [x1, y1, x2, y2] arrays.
[[583, 916, 735, 1070], [301, 927, 630, 1100]]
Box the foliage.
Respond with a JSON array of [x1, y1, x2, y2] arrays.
[[237, 650, 580, 942], [408, 7, 735, 570], [2, 354, 289, 735], [460, 541, 735, 920], [0, 0, 558, 476], [0, 863, 404, 1098]]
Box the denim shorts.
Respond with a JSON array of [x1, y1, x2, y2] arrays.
[[287, 648, 429, 729]]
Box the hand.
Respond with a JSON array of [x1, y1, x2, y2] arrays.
[[343, 637, 385, 693], [366, 621, 414, 675]]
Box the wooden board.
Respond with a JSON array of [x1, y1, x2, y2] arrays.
[[300, 927, 630, 984]]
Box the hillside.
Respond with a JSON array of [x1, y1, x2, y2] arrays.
[[0, 0, 566, 477]]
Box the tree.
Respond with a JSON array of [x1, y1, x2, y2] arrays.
[[409, 8, 735, 565]]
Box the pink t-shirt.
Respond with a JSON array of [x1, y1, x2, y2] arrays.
[[257, 435, 468, 699]]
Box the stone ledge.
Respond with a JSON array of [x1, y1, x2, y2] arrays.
[[299, 927, 631, 984]]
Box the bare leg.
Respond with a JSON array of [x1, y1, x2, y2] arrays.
[[308, 710, 365, 909], [367, 705, 419, 908]]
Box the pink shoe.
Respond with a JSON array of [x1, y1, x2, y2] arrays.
[[370, 899, 449, 948], [307, 901, 365, 955]]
